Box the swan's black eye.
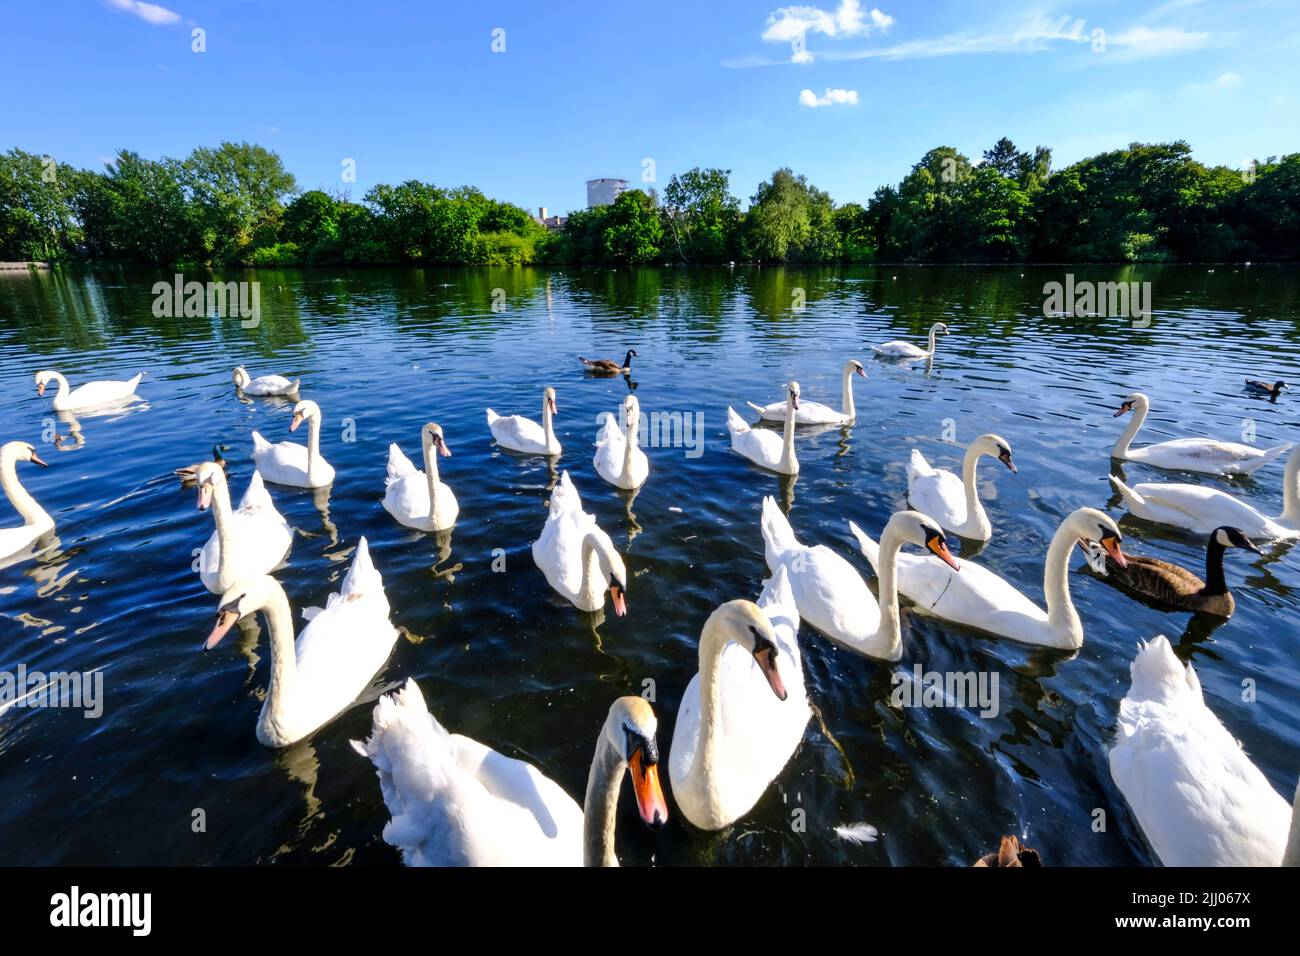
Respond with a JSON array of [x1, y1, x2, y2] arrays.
[[623, 725, 658, 765]]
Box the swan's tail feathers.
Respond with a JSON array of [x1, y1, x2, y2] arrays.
[[745, 401, 768, 417], [595, 411, 619, 447], [340, 536, 385, 600], [251, 430, 272, 453], [870, 345, 887, 355], [386, 442, 416, 482], [128, 372, 145, 390], [760, 495, 800, 557], [907, 448, 935, 481], [1259, 443, 1295, 467], [239, 470, 274, 511], [1109, 474, 1145, 509], [1126, 635, 1201, 706], [758, 563, 800, 633], [726, 405, 750, 437], [289, 378, 301, 394], [550, 470, 581, 515], [848, 520, 880, 571], [485, 408, 500, 427]]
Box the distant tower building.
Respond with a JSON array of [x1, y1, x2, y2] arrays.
[[586, 177, 629, 209]]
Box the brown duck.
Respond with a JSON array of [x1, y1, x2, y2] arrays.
[[176, 444, 227, 485], [1245, 378, 1289, 401], [579, 349, 637, 374], [1079, 525, 1260, 617], [974, 835, 1042, 867]]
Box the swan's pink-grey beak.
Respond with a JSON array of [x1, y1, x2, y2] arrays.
[[203, 610, 238, 652], [610, 584, 627, 617]]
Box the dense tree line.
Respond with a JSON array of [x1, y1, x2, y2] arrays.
[[2, 139, 1296, 266]]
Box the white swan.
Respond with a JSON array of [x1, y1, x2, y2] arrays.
[[907, 434, 1017, 541], [763, 496, 959, 661], [0, 441, 53, 564], [852, 506, 1126, 650], [872, 322, 948, 360], [669, 568, 810, 830], [667, 599, 793, 830], [383, 423, 459, 532], [233, 366, 299, 396], [1112, 392, 1292, 476], [747, 360, 866, 425], [487, 386, 561, 456], [352, 684, 667, 866], [202, 536, 399, 747], [593, 395, 648, 491], [251, 399, 336, 488], [727, 382, 799, 475], [1110, 636, 1294, 866], [1109, 445, 1300, 540], [194, 461, 293, 594], [35, 369, 143, 411], [532, 471, 629, 615]]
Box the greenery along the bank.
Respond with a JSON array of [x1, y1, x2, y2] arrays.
[[2, 138, 1297, 266]]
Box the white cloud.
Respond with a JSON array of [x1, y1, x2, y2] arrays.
[[763, 2, 892, 44], [106, 0, 181, 26], [1104, 26, 1211, 59], [799, 87, 859, 107], [1214, 71, 1241, 87]]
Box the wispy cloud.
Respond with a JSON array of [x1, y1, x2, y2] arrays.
[[106, 0, 181, 26], [1103, 25, 1211, 60], [799, 87, 859, 107], [1182, 70, 1243, 93], [762, 1, 893, 63]]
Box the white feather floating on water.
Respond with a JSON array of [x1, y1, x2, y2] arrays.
[[834, 823, 879, 844]]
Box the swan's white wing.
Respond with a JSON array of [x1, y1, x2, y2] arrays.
[[873, 341, 926, 358], [64, 376, 141, 408], [253, 438, 310, 484], [386, 443, 418, 483], [1134, 438, 1290, 474], [893, 551, 1049, 642], [783, 545, 882, 645], [490, 413, 547, 451], [1128, 481, 1284, 536], [907, 458, 967, 529], [246, 374, 295, 394]]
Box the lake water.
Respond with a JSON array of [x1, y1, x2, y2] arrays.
[[0, 264, 1297, 866]]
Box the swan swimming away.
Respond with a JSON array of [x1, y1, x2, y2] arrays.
[[872, 322, 948, 360], [669, 568, 810, 830], [233, 366, 299, 396], [593, 394, 649, 490], [487, 386, 561, 456], [1108, 447, 1300, 539], [764, 496, 959, 661], [352, 685, 667, 866], [34, 369, 143, 411], [203, 536, 399, 748], [747, 360, 866, 425], [382, 423, 459, 532], [852, 507, 1126, 650], [1110, 636, 1294, 866], [194, 461, 293, 595], [0, 440, 53, 565], [727, 382, 799, 475], [532, 471, 628, 615], [906, 434, 1017, 541], [251, 399, 336, 488], [1111, 392, 1292, 476]]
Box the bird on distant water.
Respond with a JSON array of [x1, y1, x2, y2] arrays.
[[1245, 378, 1289, 400], [579, 349, 637, 374]]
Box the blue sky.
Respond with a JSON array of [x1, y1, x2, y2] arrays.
[[2, 0, 1297, 214]]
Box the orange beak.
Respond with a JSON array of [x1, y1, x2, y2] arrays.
[[627, 749, 668, 828], [791, 392, 799, 410], [1102, 535, 1128, 568], [203, 610, 239, 652], [928, 536, 961, 571], [36, 381, 46, 397], [1113, 404, 1132, 418], [549, 397, 558, 417], [754, 646, 788, 701], [290, 413, 303, 432], [438, 438, 451, 458], [610, 584, 627, 617], [855, 366, 867, 378], [29, 451, 48, 467], [197, 482, 213, 510]]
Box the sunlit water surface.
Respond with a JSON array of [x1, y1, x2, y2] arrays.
[[0, 264, 1297, 866]]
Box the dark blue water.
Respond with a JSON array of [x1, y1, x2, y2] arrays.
[[0, 264, 1296, 865]]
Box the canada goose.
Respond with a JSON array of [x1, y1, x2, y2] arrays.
[[1245, 379, 1289, 400], [973, 836, 1042, 867], [579, 350, 637, 374], [1079, 526, 1260, 617], [175, 445, 227, 483]]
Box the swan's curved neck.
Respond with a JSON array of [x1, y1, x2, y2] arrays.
[[1112, 401, 1147, 458], [622, 408, 638, 475], [209, 478, 236, 584], [1281, 449, 1300, 524], [257, 583, 299, 726], [841, 366, 857, 420], [1043, 521, 1083, 647], [542, 398, 556, 449], [927, 327, 940, 353], [780, 395, 797, 470], [874, 523, 906, 657], [421, 431, 442, 525], [684, 620, 730, 820], [0, 452, 51, 529], [305, 414, 323, 477], [960, 445, 991, 538], [48, 372, 70, 403], [582, 733, 623, 866]]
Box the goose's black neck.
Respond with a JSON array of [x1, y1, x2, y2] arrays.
[[623, 349, 635, 369], [1204, 536, 1229, 595]]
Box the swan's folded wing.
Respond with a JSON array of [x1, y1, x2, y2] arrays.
[[906, 448, 936, 481], [908, 468, 966, 527], [594, 411, 621, 449], [726, 405, 750, 436], [386, 442, 418, 482], [447, 734, 583, 842], [237, 470, 276, 513]]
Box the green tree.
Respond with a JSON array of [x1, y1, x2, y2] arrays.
[[176, 141, 297, 263], [662, 167, 741, 263], [75, 150, 197, 263], [743, 168, 839, 262], [0, 148, 82, 261], [601, 190, 663, 264]]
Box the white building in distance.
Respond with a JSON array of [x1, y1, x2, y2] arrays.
[[586, 177, 628, 209]]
